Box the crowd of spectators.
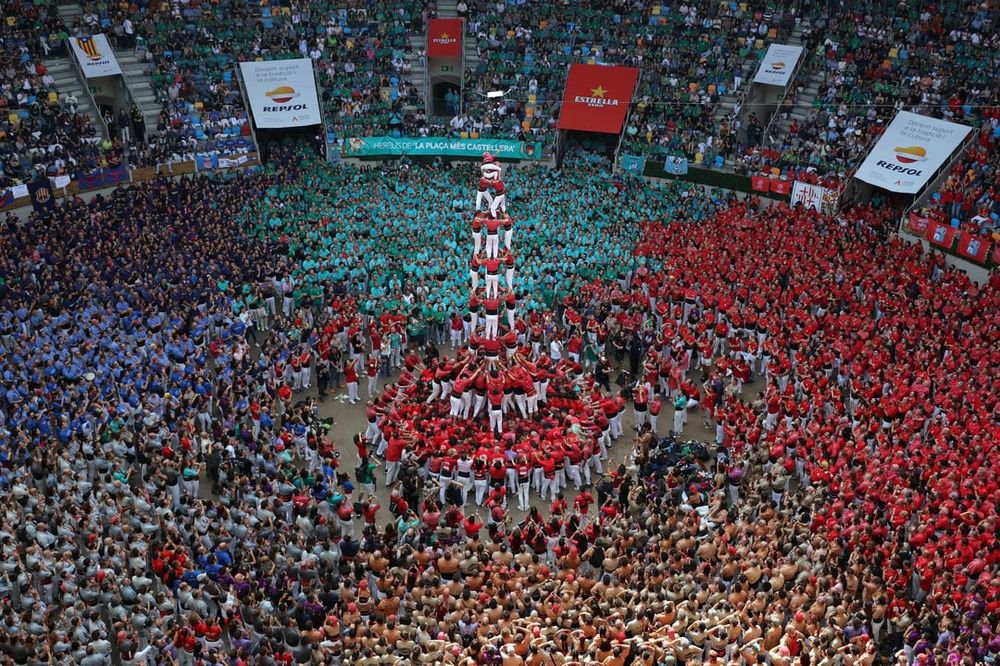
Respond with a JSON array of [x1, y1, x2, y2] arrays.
[[120, 0, 429, 156], [2, 0, 433, 185], [620, 2, 798, 165], [924, 128, 1000, 242], [6, 0, 998, 252], [0, 0, 123, 186], [0, 153, 298, 662], [739, 4, 1000, 202], [46, 0, 429, 166], [456, 0, 799, 161], [1, 145, 997, 664], [309, 0, 430, 141]]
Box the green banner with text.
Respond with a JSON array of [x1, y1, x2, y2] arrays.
[[344, 137, 542, 160]]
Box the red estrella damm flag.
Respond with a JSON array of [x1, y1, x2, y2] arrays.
[[427, 18, 463, 58], [557, 63, 640, 134]]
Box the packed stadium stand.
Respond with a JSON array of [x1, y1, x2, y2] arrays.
[[0, 0, 997, 664]]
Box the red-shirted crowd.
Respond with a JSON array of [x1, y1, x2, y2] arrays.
[[347, 195, 998, 664]]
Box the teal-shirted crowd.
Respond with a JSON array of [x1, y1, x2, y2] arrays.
[[243, 154, 718, 323]]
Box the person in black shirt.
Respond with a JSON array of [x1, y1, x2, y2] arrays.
[[0, 640, 31, 665], [316, 362, 331, 397], [594, 355, 610, 392], [611, 330, 626, 368], [340, 537, 360, 559], [206, 446, 222, 495], [597, 475, 614, 508], [627, 332, 642, 377], [163, 465, 181, 509], [588, 543, 605, 571]]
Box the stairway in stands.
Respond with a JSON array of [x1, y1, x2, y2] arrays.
[[764, 23, 821, 153], [55, 1, 81, 26], [405, 34, 428, 117], [55, 2, 162, 140], [403, 0, 463, 118], [713, 22, 809, 140], [46, 3, 105, 136], [115, 50, 163, 140], [42, 56, 104, 137], [434, 0, 486, 120], [766, 73, 821, 147]]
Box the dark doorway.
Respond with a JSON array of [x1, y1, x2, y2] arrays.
[[432, 81, 461, 117]]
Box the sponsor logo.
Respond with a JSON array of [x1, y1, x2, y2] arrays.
[[574, 85, 620, 107], [265, 85, 299, 104], [75, 36, 102, 61], [769, 60, 785, 70], [431, 32, 458, 46], [875, 160, 923, 176], [893, 145, 927, 164]]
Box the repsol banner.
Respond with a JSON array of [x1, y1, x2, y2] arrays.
[[854, 111, 972, 194], [344, 137, 542, 160], [752, 44, 803, 86], [239, 58, 322, 128], [69, 34, 122, 77]]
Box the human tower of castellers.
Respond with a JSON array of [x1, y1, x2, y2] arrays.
[[363, 154, 625, 512]]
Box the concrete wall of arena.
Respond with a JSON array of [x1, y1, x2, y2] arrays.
[[0, 154, 260, 215], [641, 160, 792, 203], [86, 74, 127, 113], [743, 83, 785, 136], [428, 57, 463, 117]]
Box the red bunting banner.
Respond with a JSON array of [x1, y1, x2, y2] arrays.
[[557, 63, 639, 134], [955, 231, 991, 264], [907, 211, 929, 235], [770, 180, 791, 195], [751, 176, 769, 192], [926, 220, 957, 249], [427, 18, 463, 58]]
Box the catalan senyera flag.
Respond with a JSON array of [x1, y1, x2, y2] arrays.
[[68, 33, 122, 77], [75, 36, 100, 60], [557, 63, 639, 134], [427, 18, 463, 58]]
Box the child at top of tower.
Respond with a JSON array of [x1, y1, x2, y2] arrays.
[[476, 152, 507, 218]]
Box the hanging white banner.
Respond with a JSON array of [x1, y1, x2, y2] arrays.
[[69, 34, 122, 78], [239, 58, 322, 129], [790, 181, 826, 211], [854, 111, 972, 194], [752, 44, 804, 86]]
